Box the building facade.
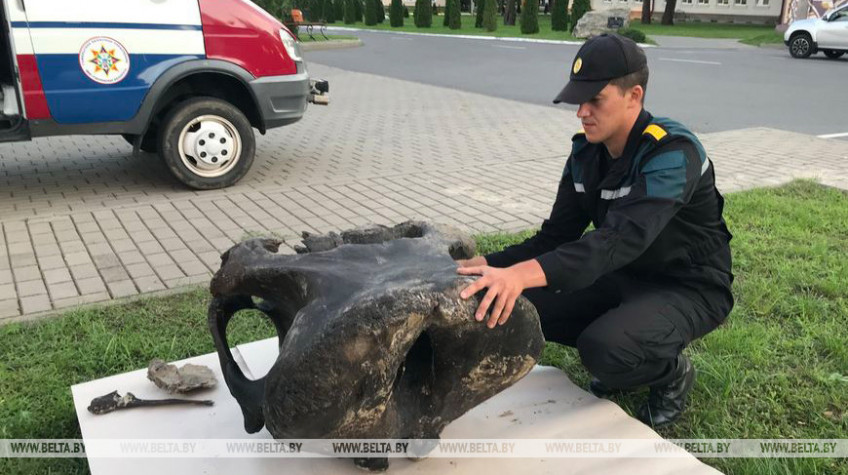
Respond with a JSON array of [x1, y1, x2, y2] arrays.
[[590, 0, 782, 24]]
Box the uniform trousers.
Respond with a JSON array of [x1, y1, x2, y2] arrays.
[[522, 273, 732, 389]]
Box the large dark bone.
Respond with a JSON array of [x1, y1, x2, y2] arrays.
[[208, 221, 544, 471]]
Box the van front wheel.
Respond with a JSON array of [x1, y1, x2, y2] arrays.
[[158, 97, 256, 190]]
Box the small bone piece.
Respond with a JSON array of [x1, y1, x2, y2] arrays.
[[87, 390, 214, 415]]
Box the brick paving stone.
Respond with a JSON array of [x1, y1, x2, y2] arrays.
[[107, 280, 137, 298], [17, 279, 47, 298], [20, 295, 52, 314], [0, 299, 20, 318], [70, 264, 100, 280], [48, 281, 79, 300], [13, 265, 41, 282], [43, 268, 72, 285], [135, 275, 166, 293], [76, 276, 107, 295]]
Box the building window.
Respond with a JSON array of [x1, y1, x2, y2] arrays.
[[734, 0, 746, 5], [756, 0, 769, 5], [717, 0, 729, 5], [681, 0, 693, 5], [698, 0, 709, 5]]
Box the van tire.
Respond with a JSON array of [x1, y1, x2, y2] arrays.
[[823, 50, 844, 59], [158, 97, 255, 190]]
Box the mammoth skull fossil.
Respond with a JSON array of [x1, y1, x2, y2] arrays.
[[209, 221, 544, 471]]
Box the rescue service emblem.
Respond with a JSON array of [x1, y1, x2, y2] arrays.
[[79, 37, 130, 85], [573, 57, 583, 75]]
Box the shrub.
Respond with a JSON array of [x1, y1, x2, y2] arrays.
[[344, 0, 357, 23], [551, 0, 569, 31], [475, 0, 485, 27], [414, 0, 433, 27], [618, 27, 647, 43], [482, 0, 497, 31], [335, 0, 345, 21], [571, 0, 590, 31], [324, 0, 336, 22], [447, 0, 461, 29], [520, 0, 539, 34], [365, 0, 378, 24], [376, 0, 386, 22], [354, 0, 363, 21], [390, 0, 404, 25]]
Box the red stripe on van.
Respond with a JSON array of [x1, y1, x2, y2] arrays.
[[17, 55, 51, 120]]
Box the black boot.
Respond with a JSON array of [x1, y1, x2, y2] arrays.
[[588, 377, 633, 399], [637, 354, 695, 427]]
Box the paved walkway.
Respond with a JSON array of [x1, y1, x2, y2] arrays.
[[2, 63, 848, 323], [649, 35, 759, 50]]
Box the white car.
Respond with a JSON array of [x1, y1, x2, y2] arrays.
[[784, 4, 848, 59]]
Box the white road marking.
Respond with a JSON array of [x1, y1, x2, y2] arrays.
[[494, 45, 526, 50], [659, 57, 722, 65], [817, 132, 848, 139]]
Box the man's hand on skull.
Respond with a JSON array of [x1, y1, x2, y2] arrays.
[[456, 259, 547, 329]]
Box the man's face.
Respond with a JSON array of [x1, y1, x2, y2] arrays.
[[576, 83, 642, 144]]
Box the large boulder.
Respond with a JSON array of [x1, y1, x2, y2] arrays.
[[208, 221, 544, 472], [573, 7, 631, 39]]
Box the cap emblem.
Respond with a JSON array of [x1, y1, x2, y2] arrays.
[[573, 57, 583, 75]]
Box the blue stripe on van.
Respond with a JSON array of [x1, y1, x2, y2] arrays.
[[36, 54, 203, 123], [11, 21, 202, 31]]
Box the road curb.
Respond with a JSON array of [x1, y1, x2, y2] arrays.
[[300, 38, 364, 51]]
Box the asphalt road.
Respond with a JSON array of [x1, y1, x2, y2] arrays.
[[306, 29, 848, 138]]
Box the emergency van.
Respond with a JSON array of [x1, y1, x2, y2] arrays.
[[0, 0, 328, 189]]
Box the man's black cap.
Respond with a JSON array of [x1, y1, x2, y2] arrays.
[[553, 33, 648, 105]]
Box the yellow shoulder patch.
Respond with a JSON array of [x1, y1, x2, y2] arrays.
[[643, 124, 668, 141]]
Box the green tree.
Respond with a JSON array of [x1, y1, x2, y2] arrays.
[[365, 0, 378, 24], [482, 0, 496, 31], [335, 0, 345, 21], [354, 0, 364, 21], [520, 0, 539, 33], [376, 0, 386, 22], [308, 0, 322, 20], [414, 0, 433, 27], [475, 0, 485, 27], [324, 0, 336, 22], [390, 0, 404, 25], [571, 0, 590, 32], [344, 0, 357, 23], [447, 0, 461, 29], [443, 0, 452, 26], [551, 0, 569, 31]]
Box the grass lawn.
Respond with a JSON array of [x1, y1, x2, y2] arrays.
[[2, 180, 848, 474], [329, 14, 581, 41], [631, 20, 784, 45], [332, 14, 783, 46]]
